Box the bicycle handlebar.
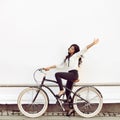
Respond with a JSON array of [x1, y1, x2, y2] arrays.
[[33, 68, 47, 85], [38, 68, 47, 75]]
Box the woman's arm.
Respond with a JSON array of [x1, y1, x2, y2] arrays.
[[76, 38, 99, 56], [44, 65, 56, 71], [86, 38, 99, 50], [44, 60, 65, 71]]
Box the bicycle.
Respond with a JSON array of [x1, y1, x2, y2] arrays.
[[17, 68, 103, 118]]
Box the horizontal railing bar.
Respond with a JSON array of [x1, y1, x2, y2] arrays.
[[0, 83, 120, 87]]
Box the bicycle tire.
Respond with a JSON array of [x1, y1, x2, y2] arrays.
[[17, 87, 48, 118], [73, 86, 103, 118]]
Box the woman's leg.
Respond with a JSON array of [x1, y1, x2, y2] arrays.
[[55, 71, 78, 97], [55, 72, 72, 91], [65, 80, 73, 100]]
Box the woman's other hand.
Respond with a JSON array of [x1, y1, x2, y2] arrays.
[[93, 38, 99, 45]]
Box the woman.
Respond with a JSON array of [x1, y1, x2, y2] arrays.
[[44, 38, 99, 115]]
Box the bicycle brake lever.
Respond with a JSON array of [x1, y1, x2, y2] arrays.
[[38, 68, 46, 75]]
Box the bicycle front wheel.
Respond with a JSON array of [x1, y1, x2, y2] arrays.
[[73, 86, 103, 118], [17, 87, 48, 118]]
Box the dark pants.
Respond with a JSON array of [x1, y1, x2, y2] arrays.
[[55, 70, 78, 100]]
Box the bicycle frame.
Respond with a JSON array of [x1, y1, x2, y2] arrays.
[[18, 68, 103, 118], [34, 74, 89, 106]]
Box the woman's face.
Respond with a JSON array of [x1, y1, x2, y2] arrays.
[[68, 46, 75, 55]]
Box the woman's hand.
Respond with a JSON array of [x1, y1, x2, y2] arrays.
[[43, 67, 50, 71], [93, 38, 99, 45]]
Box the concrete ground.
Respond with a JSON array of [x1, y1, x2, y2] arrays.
[[0, 103, 120, 120], [0, 116, 120, 120]]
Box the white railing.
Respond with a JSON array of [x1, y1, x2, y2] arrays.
[[0, 83, 120, 104], [0, 82, 120, 87]]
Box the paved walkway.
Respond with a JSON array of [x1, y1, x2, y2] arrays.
[[0, 116, 120, 120]]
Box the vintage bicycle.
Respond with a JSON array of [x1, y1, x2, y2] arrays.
[[17, 68, 103, 118]]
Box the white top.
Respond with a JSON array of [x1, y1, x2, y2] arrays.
[[56, 47, 88, 71]]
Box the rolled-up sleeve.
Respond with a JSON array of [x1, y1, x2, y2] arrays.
[[80, 47, 88, 55], [76, 47, 88, 57]]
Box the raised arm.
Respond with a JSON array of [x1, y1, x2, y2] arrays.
[[76, 38, 99, 56], [86, 38, 99, 50]]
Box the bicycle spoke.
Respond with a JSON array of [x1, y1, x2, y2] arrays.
[[18, 88, 48, 118], [88, 95, 99, 102], [73, 87, 103, 118]]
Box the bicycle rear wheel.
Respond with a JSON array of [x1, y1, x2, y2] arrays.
[[17, 87, 48, 118], [73, 86, 103, 118]]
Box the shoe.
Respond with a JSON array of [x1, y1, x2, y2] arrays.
[[55, 91, 65, 98], [73, 79, 80, 83], [66, 109, 75, 116]]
